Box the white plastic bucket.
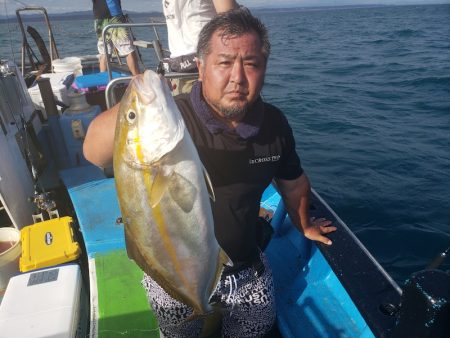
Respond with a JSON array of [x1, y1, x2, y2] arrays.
[[0, 228, 21, 293], [52, 57, 82, 76]]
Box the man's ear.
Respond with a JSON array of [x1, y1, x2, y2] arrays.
[[196, 57, 203, 81]]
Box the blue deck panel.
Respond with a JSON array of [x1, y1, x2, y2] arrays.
[[60, 176, 281, 259], [59, 168, 376, 337], [297, 246, 374, 337], [60, 167, 126, 256], [260, 184, 281, 212], [59, 165, 106, 188], [266, 215, 375, 338]]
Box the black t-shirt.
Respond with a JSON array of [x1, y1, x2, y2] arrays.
[[175, 93, 303, 262], [92, 0, 122, 19]]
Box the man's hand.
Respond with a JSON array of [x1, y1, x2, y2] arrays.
[[303, 217, 337, 245]]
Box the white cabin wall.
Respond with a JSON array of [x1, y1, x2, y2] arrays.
[[0, 61, 39, 228]]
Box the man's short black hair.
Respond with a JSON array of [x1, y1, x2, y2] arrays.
[[197, 7, 271, 61]]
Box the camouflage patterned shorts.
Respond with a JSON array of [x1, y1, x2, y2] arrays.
[[142, 252, 276, 338], [95, 16, 135, 56]]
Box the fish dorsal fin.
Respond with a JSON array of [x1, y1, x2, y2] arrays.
[[149, 167, 171, 208], [203, 166, 215, 202], [168, 171, 197, 213]]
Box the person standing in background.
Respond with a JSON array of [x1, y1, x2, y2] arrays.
[[93, 0, 140, 75], [162, 0, 238, 94]]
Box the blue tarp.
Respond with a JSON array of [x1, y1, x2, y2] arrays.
[[60, 166, 125, 256]]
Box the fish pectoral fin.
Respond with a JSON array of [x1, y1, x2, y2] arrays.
[[168, 171, 197, 212], [150, 168, 171, 208], [203, 166, 215, 202]]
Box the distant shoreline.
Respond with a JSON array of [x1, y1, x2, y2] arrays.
[[1, 3, 448, 23], [0, 10, 163, 23]]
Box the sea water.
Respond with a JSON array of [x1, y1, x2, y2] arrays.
[[0, 4, 449, 284], [260, 4, 450, 283]]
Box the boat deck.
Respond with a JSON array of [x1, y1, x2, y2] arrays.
[[60, 165, 159, 337], [58, 165, 401, 338]]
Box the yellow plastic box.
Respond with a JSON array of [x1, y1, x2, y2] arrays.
[[20, 216, 81, 272]]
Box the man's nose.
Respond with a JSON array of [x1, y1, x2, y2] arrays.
[[230, 59, 246, 84]]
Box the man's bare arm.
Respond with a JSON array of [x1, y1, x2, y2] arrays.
[[213, 0, 239, 13], [83, 104, 119, 168], [275, 173, 336, 245]]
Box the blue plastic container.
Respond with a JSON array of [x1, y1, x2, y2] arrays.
[[72, 71, 128, 93], [59, 105, 101, 167]]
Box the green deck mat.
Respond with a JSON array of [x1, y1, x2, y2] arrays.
[[94, 250, 159, 337]]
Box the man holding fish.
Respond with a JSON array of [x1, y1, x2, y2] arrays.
[[84, 7, 336, 338]]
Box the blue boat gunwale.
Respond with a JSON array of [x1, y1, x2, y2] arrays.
[[261, 183, 402, 337], [299, 189, 401, 337]]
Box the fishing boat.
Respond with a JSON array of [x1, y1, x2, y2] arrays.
[[0, 6, 448, 338]]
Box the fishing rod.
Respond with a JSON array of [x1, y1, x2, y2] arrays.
[[0, 61, 58, 222]]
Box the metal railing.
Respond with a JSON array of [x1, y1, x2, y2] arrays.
[[105, 76, 132, 109], [101, 22, 167, 81], [102, 21, 198, 107], [16, 6, 60, 75]]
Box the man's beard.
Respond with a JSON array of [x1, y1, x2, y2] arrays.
[[218, 103, 248, 120]]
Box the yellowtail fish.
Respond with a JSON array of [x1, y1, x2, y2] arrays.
[[113, 70, 231, 315]]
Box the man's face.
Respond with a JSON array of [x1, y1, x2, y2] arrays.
[[197, 30, 267, 123]]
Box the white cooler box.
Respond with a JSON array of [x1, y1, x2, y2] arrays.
[[0, 264, 81, 338], [28, 72, 73, 118]]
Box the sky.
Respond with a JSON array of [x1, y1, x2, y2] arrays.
[[1, 0, 448, 14]]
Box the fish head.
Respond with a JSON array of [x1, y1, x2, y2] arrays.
[[115, 70, 184, 168]]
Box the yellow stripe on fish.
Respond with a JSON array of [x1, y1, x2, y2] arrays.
[[136, 136, 193, 294]]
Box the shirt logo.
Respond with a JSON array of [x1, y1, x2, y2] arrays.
[[249, 155, 281, 165], [180, 59, 192, 70]]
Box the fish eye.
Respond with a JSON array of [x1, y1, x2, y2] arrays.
[[126, 110, 137, 124]]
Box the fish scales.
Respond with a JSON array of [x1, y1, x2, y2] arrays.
[[113, 70, 231, 315]]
